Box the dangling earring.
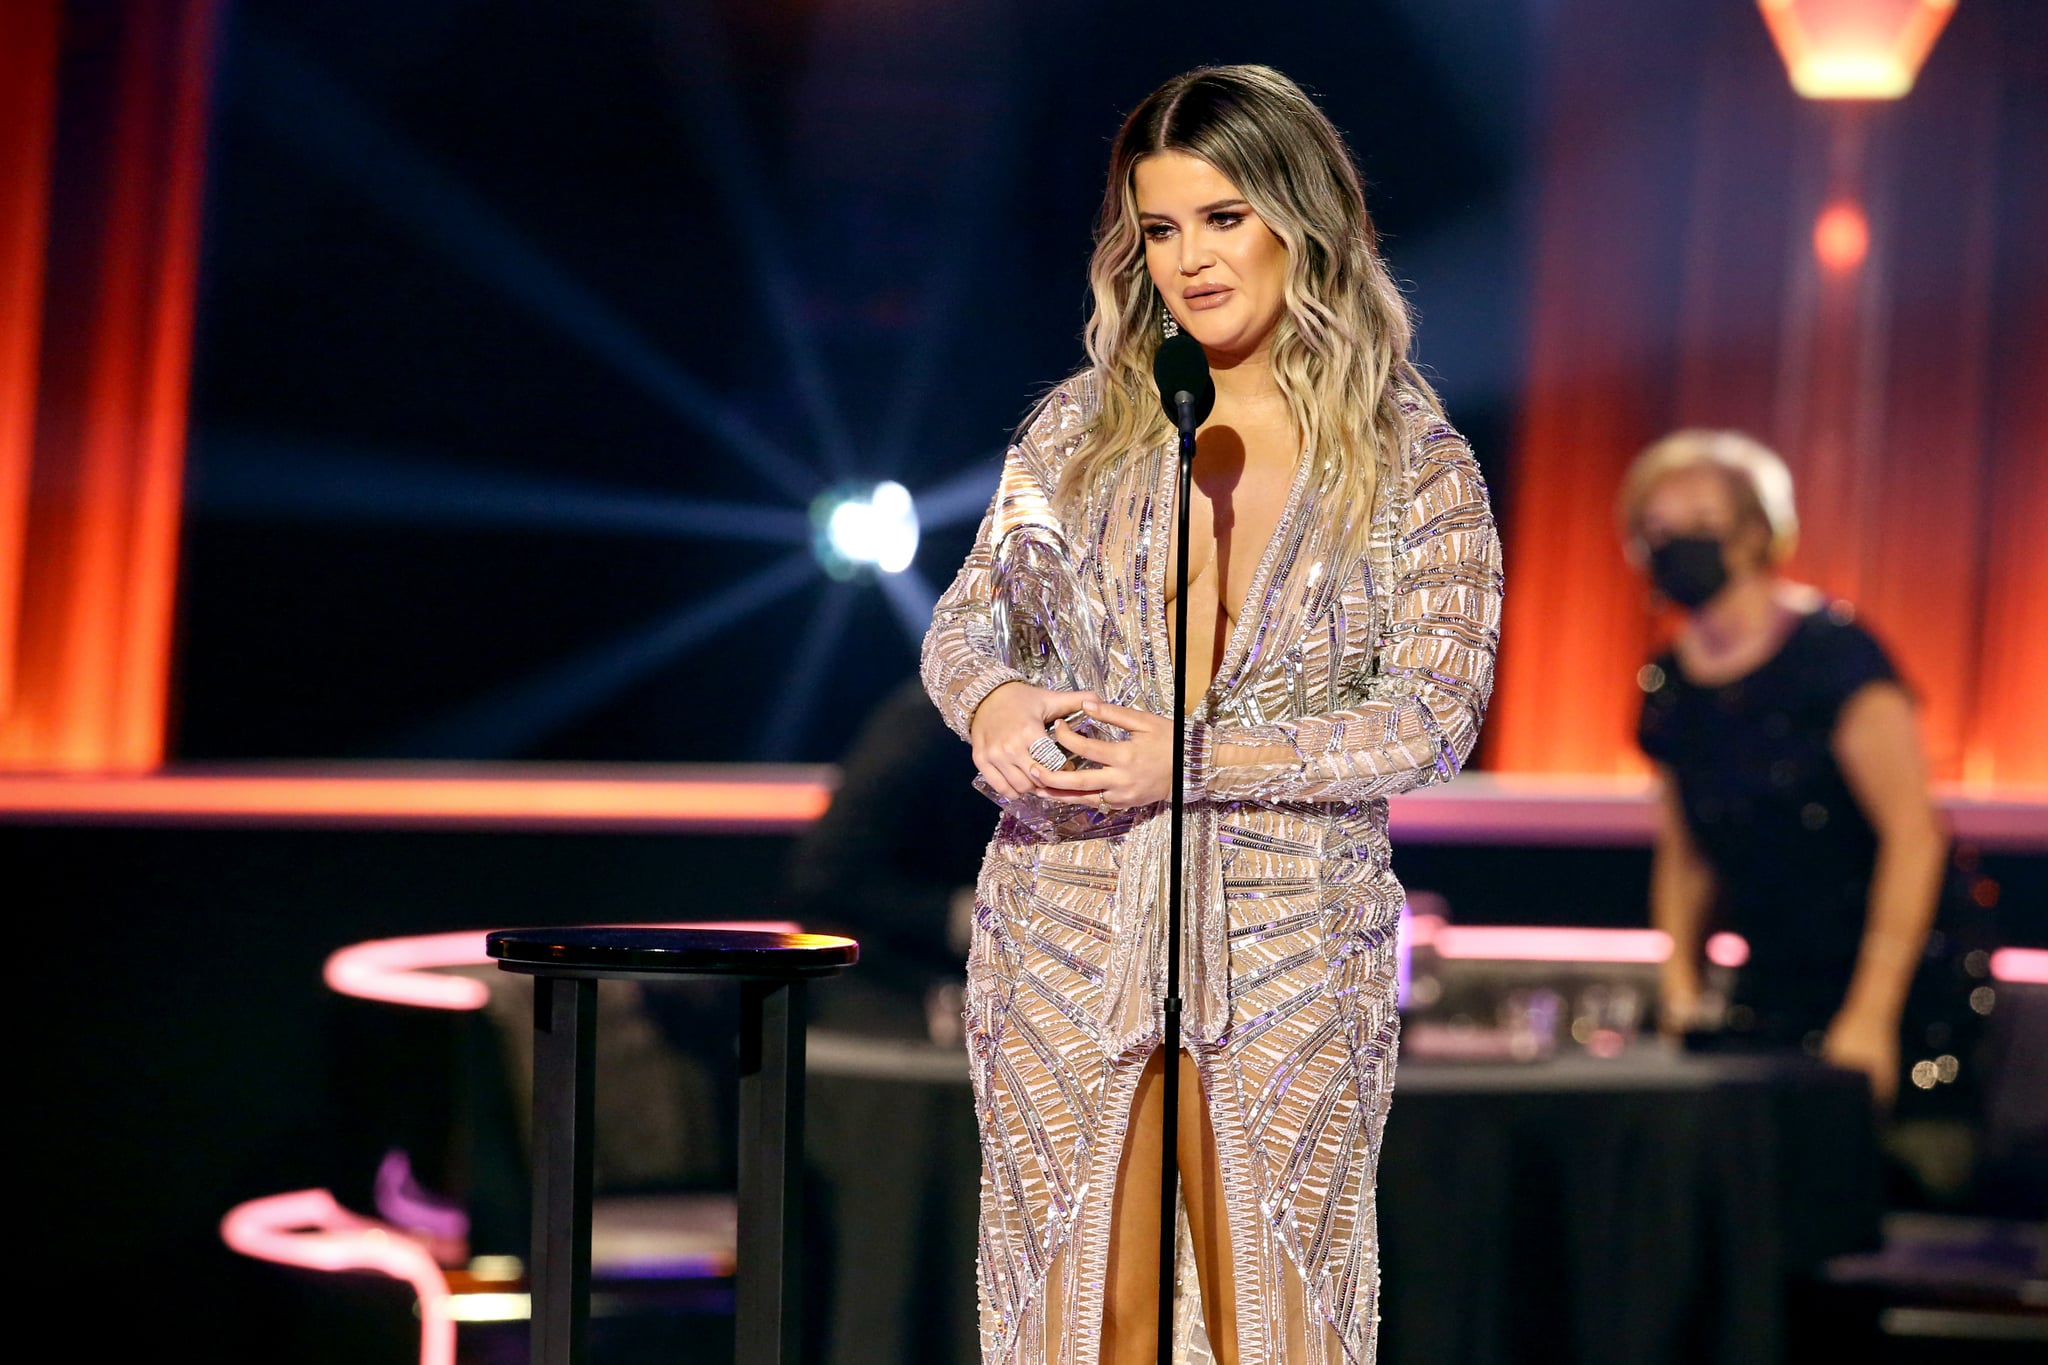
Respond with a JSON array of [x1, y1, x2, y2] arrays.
[[1161, 299, 1180, 340]]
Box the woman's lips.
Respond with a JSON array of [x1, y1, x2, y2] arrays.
[[1184, 287, 1233, 311]]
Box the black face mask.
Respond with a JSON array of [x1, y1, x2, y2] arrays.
[[1648, 535, 1730, 609]]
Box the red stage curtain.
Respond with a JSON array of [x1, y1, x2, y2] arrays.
[[0, 0, 63, 722], [0, 0, 220, 772], [1491, 0, 2045, 787]]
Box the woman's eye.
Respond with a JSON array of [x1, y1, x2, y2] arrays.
[[1142, 224, 1173, 241], [1209, 212, 1244, 229]]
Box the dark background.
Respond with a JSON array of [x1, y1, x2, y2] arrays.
[[174, 0, 1536, 763]]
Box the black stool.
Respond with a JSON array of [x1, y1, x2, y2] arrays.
[[487, 926, 858, 1365]]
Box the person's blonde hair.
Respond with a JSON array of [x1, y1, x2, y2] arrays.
[[1055, 65, 1436, 535], [1617, 429, 1799, 565]]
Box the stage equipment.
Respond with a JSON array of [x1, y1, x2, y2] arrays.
[[1150, 325, 1215, 1364], [1758, 0, 1955, 100], [812, 481, 919, 576]]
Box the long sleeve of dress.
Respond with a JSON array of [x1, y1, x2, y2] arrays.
[[1191, 422, 1502, 804], [920, 394, 1074, 739]]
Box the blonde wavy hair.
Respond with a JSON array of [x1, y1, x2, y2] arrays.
[[1616, 429, 1800, 566], [1055, 65, 1438, 531]]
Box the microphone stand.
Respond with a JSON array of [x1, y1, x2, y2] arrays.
[[1156, 397, 1197, 1365]]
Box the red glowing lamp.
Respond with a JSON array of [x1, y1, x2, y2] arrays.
[[1758, 0, 1956, 99], [1813, 200, 1871, 271]]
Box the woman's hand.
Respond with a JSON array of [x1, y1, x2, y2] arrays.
[[1028, 699, 1173, 811], [969, 682, 1099, 800], [1823, 1006, 1900, 1108], [1657, 968, 1704, 1038]]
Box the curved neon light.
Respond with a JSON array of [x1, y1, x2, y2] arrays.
[[221, 1188, 454, 1365], [324, 931, 494, 1010], [323, 921, 804, 1011], [374, 1148, 467, 1244]]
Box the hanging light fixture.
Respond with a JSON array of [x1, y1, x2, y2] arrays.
[[1758, 0, 1957, 99]]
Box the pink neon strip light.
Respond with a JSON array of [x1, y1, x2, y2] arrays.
[[0, 765, 832, 830], [1404, 915, 1675, 963], [221, 1189, 454, 1365], [1400, 921, 2048, 982], [1991, 947, 2048, 985], [322, 922, 803, 1011]]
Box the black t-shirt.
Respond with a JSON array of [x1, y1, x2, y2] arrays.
[[1637, 604, 1900, 1027]]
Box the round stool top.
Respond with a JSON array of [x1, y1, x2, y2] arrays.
[[487, 926, 858, 979]]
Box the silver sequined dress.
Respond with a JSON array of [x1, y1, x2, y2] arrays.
[[921, 373, 1503, 1365]]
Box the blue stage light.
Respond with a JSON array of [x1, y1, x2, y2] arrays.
[[813, 481, 919, 577]]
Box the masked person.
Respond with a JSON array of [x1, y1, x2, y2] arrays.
[[1622, 430, 1962, 1109]]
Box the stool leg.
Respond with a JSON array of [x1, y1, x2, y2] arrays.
[[531, 975, 597, 1365], [738, 978, 806, 1365]]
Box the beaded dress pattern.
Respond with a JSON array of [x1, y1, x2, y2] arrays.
[[922, 373, 1502, 1365]]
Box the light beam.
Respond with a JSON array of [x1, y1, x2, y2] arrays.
[[390, 550, 817, 757], [238, 31, 819, 503], [195, 434, 808, 543]]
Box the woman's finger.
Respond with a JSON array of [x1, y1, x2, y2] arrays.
[[1050, 718, 1120, 765], [1037, 689, 1099, 721], [1001, 765, 1044, 801], [1032, 762, 1118, 793], [983, 740, 1038, 798], [1033, 780, 1108, 803], [1082, 698, 1161, 731]]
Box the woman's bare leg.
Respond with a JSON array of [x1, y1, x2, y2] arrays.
[[1101, 1049, 1238, 1365], [1179, 1052, 1238, 1365], [1103, 1050, 1165, 1364]]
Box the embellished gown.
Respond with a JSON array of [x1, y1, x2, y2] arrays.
[[921, 374, 1503, 1365]]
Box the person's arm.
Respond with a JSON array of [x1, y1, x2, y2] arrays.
[[1191, 417, 1503, 802], [1650, 765, 1716, 1034], [921, 455, 1039, 741], [921, 389, 1097, 797], [1030, 410, 1499, 810], [1826, 680, 1947, 1106]]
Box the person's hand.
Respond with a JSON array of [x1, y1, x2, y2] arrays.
[[1657, 967, 1703, 1038], [969, 682, 1098, 800], [1027, 699, 1173, 812], [1823, 1006, 1900, 1108]]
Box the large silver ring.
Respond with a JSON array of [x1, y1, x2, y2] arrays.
[[1029, 736, 1070, 771]]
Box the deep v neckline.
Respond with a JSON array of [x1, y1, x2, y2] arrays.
[[1147, 439, 1313, 719]]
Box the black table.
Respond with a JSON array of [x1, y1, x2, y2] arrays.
[[488, 927, 858, 1365], [1378, 1048, 1881, 1365], [801, 1039, 1879, 1365]]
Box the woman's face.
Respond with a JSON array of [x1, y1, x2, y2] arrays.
[[1134, 150, 1290, 364], [1637, 467, 1770, 574]]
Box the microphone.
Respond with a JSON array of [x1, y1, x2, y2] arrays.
[[1149, 318, 1211, 1365], [1153, 328, 1216, 438]]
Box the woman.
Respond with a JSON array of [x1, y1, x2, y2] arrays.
[[1625, 430, 1955, 1108], [922, 67, 1501, 1365]]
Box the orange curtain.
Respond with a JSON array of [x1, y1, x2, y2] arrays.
[[0, 0, 64, 722], [1491, 0, 2046, 786], [0, 0, 220, 772]]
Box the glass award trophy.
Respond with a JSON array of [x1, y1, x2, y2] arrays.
[[978, 524, 1136, 839]]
